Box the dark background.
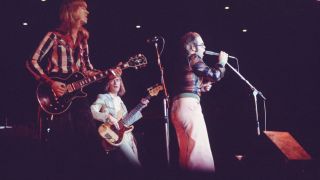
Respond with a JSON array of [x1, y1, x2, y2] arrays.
[[1, 0, 320, 179]]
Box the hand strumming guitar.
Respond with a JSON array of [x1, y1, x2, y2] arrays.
[[106, 114, 120, 130], [105, 98, 148, 131], [51, 81, 67, 97]]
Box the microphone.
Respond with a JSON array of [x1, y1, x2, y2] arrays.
[[205, 50, 240, 72], [146, 36, 160, 43], [205, 50, 237, 59]]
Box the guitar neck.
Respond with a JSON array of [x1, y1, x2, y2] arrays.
[[68, 55, 147, 91], [122, 95, 152, 126], [70, 71, 108, 91], [70, 63, 130, 91]]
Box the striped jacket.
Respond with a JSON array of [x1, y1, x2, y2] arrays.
[[26, 31, 95, 83], [174, 54, 226, 97]]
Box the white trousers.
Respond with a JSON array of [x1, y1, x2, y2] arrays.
[[119, 132, 141, 167], [171, 97, 215, 172]]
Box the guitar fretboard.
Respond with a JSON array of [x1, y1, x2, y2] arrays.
[[70, 72, 107, 91], [122, 95, 152, 126]]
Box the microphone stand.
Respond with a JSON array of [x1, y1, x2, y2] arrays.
[[226, 62, 266, 135], [153, 41, 170, 165]]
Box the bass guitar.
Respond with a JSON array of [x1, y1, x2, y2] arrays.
[[98, 84, 163, 151], [37, 54, 147, 115]]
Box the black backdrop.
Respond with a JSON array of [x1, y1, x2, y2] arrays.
[[1, 0, 320, 178]]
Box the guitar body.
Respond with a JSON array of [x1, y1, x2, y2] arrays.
[[98, 122, 134, 151], [98, 84, 163, 151], [36, 54, 148, 115], [36, 72, 87, 115]]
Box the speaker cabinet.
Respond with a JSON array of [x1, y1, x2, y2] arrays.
[[243, 131, 314, 179], [247, 131, 311, 162], [262, 131, 311, 160]]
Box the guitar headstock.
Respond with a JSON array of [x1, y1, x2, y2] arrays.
[[120, 54, 147, 70], [147, 84, 164, 97]]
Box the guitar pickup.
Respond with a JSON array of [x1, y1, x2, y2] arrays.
[[104, 133, 112, 140]]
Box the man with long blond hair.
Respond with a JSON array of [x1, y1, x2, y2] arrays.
[[26, 0, 109, 179]]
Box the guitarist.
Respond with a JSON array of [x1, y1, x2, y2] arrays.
[[91, 73, 149, 168], [25, 0, 114, 179]]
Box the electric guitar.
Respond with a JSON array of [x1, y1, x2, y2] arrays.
[[36, 54, 147, 115], [98, 84, 163, 151]]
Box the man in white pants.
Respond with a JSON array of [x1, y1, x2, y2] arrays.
[[171, 32, 229, 172]]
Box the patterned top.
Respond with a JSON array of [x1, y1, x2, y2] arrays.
[[26, 31, 95, 83], [175, 54, 226, 97]]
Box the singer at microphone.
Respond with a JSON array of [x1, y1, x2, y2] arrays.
[[170, 32, 229, 172], [202, 50, 229, 68], [205, 50, 237, 59]]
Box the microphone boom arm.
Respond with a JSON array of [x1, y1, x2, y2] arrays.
[[226, 62, 266, 136], [226, 63, 266, 100], [205, 50, 267, 135]]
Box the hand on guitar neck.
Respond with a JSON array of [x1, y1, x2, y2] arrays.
[[140, 97, 149, 109], [105, 97, 149, 130]]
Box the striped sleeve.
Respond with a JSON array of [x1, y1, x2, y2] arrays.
[[190, 54, 225, 82], [26, 32, 55, 82], [82, 43, 94, 71]]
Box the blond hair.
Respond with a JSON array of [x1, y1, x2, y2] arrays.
[[105, 77, 126, 97], [58, 0, 89, 41]]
